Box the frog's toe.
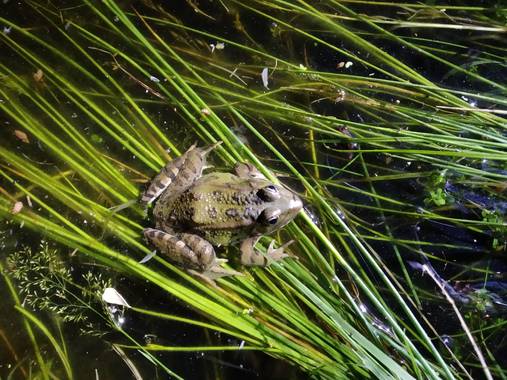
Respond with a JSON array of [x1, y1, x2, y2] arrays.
[[208, 265, 244, 279], [189, 265, 243, 285], [109, 199, 137, 213], [265, 240, 296, 263], [202, 140, 223, 155]]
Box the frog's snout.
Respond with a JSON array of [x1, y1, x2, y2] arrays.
[[289, 194, 303, 213]]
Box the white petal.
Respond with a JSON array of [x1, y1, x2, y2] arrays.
[[102, 287, 131, 308], [261, 67, 269, 89]]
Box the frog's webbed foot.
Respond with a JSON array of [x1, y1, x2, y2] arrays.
[[189, 260, 243, 285], [240, 237, 295, 267], [141, 141, 222, 207], [266, 239, 295, 262]]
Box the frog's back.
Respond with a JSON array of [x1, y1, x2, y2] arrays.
[[169, 173, 264, 232]]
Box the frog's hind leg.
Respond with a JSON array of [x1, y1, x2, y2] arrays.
[[144, 228, 215, 270], [143, 228, 240, 278], [141, 153, 189, 207], [141, 142, 221, 207]]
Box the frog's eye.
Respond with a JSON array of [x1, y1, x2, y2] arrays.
[[267, 216, 278, 225], [257, 185, 280, 202], [258, 208, 281, 225]]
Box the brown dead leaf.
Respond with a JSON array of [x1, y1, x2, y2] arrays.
[[14, 130, 29, 143], [33, 69, 44, 82]]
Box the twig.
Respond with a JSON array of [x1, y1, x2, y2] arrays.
[[421, 263, 494, 380], [88, 46, 165, 100], [436, 106, 507, 115]]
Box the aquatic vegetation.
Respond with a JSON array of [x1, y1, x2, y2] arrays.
[[7, 241, 112, 332], [0, 1, 506, 379]]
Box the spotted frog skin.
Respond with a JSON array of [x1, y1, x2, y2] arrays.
[[141, 142, 302, 280]]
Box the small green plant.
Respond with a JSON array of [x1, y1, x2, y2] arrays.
[[7, 241, 112, 335], [426, 188, 448, 206], [481, 209, 507, 251], [424, 171, 455, 206]]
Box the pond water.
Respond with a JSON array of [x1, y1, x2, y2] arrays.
[[1, 1, 506, 379]]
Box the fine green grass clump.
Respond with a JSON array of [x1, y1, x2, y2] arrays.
[[1, 1, 506, 379]]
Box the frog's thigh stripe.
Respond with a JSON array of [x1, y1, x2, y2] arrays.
[[181, 233, 214, 262], [179, 156, 204, 182], [141, 164, 181, 204], [196, 238, 212, 257], [144, 228, 194, 258], [160, 232, 187, 250], [145, 228, 157, 238], [164, 165, 180, 178], [183, 234, 208, 253]]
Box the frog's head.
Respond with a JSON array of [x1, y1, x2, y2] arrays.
[[253, 182, 303, 235]]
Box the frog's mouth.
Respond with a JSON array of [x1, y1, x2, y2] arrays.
[[281, 195, 303, 227]]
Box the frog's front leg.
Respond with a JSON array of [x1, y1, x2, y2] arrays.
[[240, 235, 294, 267], [141, 141, 221, 206], [143, 228, 240, 279], [234, 162, 267, 180]]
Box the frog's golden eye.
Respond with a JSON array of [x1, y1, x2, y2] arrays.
[[257, 185, 280, 202], [258, 208, 281, 225]]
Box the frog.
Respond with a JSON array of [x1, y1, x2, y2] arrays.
[[141, 142, 302, 281]]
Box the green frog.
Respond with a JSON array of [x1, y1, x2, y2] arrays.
[[142, 142, 302, 281]]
